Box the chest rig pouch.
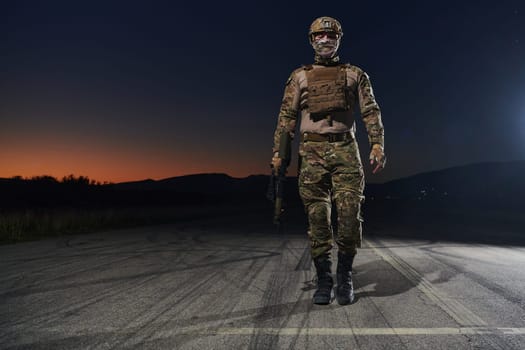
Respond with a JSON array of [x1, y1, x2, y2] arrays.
[[305, 65, 348, 117]]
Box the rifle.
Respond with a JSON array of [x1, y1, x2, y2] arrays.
[[266, 131, 292, 226]]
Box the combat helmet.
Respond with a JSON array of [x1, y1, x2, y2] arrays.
[[308, 16, 343, 43]]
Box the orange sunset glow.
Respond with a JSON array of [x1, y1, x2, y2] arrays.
[[0, 107, 277, 182], [0, 147, 270, 183]]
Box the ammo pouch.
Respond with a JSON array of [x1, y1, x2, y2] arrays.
[[305, 65, 348, 117]]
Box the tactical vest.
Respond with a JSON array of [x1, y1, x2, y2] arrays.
[[304, 64, 349, 117]]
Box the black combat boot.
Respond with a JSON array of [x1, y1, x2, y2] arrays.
[[336, 251, 355, 305], [313, 255, 334, 305]]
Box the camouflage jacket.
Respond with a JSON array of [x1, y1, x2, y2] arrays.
[[272, 63, 384, 153]]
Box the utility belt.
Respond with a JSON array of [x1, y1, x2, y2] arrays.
[[301, 131, 353, 143]]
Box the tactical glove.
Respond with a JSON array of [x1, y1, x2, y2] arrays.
[[271, 152, 282, 169], [369, 144, 386, 174]]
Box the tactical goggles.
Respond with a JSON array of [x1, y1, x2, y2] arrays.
[[312, 32, 340, 40]]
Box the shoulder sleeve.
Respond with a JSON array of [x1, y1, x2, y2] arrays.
[[272, 69, 301, 154], [357, 69, 385, 148]]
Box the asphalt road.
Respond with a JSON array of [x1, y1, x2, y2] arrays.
[[1, 216, 525, 349]]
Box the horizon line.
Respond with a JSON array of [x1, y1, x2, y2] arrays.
[[2, 159, 524, 185]]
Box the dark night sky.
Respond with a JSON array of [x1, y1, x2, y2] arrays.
[[1, 1, 524, 183]]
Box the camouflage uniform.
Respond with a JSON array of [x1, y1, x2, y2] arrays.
[[272, 63, 384, 259], [271, 16, 384, 305]]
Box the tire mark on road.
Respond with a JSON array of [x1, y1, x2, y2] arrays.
[[420, 245, 525, 310], [0, 239, 151, 286], [105, 266, 224, 350], [366, 239, 487, 327], [366, 238, 519, 350], [352, 269, 410, 350], [0, 238, 198, 335], [294, 245, 311, 271], [105, 233, 273, 349], [247, 239, 299, 350]]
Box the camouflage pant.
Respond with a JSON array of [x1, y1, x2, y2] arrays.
[[298, 138, 365, 259]]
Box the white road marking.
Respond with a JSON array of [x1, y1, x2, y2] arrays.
[[33, 325, 525, 338], [365, 240, 488, 326], [158, 326, 525, 336]]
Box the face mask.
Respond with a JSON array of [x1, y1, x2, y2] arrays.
[[312, 35, 340, 58]]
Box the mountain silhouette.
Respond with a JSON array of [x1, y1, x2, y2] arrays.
[[1, 160, 524, 210], [115, 173, 271, 195], [112, 160, 525, 206], [366, 160, 525, 211]]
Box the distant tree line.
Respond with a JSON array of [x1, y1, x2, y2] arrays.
[[0, 174, 225, 210], [7, 175, 112, 186]]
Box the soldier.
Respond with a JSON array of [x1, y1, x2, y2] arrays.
[[271, 16, 386, 305]]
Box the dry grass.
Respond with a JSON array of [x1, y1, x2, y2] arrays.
[[0, 206, 225, 244]]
